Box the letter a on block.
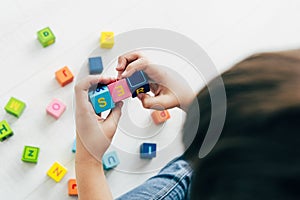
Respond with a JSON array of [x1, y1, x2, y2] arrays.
[[47, 162, 68, 182]]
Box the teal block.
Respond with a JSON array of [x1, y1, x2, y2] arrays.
[[102, 151, 119, 170], [140, 143, 156, 159], [89, 57, 103, 74], [72, 139, 76, 153], [89, 84, 115, 114]]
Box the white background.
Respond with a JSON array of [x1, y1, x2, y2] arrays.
[[0, 0, 300, 199]]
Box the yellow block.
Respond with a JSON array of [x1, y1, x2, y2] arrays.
[[100, 32, 114, 49], [47, 162, 68, 182]]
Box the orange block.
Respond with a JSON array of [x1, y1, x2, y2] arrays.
[[55, 66, 74, 87], [151, 110, 170, 125], [68, 179, 78, 196]]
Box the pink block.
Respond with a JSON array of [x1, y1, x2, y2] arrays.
[[46, 99, 66, 119], [107, 79, 132, 102]]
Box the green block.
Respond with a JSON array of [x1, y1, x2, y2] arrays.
[[0, 120, 13, 142], [37, 27, 56, 47], [5, 97, 26, 118], [22, 146, 40, 163]]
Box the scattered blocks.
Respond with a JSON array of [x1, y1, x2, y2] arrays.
[[5, 97, 26, 118], [46, 99, 66, 119], [102, 151, 120, 170], [140, 143, 157, 159], [89, 57, 103, 74], [100, 32, 114, 49], [68, 179, 78, 196], [89, 85, 115, 114], [0, 120, 13, 142], [55, 66, 74, 87], [22, 146, 40, 163], [72, 139, 76, 153], [151, 110, 170, 125], [126, 71, 150, 97], [47, 161, 68, 182], [107, 79, 131, 103], [37, 27, 56, 47]]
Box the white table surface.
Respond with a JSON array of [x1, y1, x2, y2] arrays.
[[0, 0, 300, 199]]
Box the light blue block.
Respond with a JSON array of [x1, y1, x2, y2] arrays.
[[89, 57, 103, 74], [102, 151, 119, 170], [89, 85, 115, 114], [72, 139, 76, 153], [140, 143, 156, 159]]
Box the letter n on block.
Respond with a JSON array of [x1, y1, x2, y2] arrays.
[[89, 84, 115, 114], [47, 162, 68, 182], [102, 151, 120, 170], [126, 71, 150, 98]]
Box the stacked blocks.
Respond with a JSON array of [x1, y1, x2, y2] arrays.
[[126, 71, 150, 97], [37, 27, 56, 47], [102, 151, 120, 170], [107, 79, 132, 102], [0, 120, 13, 142], [89, 85, 115, 114], [47, 161, 68, 182], [22, 146, 40, 163], [68, 179, 78, 196], [100, 32, 114, 49], [140, 143, 157, 159], [46, 99, 66, 119], [55, 66, 74, 87], [5, 97, 26, 118], [89, 57, 103, 74], [151, 110, 170, 125]]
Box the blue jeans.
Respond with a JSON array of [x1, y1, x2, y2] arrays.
[[116, 157, 193, 200]]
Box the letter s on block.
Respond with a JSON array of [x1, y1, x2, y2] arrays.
[[98, 97, 107, 108]]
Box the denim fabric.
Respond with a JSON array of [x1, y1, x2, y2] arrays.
[[116, 157, 193, 200]]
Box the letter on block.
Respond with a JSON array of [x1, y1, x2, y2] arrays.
[[5, 97, 26, 118], [89, 85, 115, 114], [107, 79, 131, 103], [55, 66, 74, 87], [151, 110, 170, 125], [140, 143, 156, 159], [46, 99, 66, 119], [0, 120, 13, 142], [37, 27, 55, 47], [126, 71, 150, 98], [68, 179, 78, 196], [100, 32, 114, 49], [102, 151, 120, 170], [47, 161, 68, 182], [88, 57, 103, 74], [22, 146, 40, 163], [72, 139, 76, 153]]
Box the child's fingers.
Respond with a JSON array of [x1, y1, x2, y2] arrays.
[[138, 93, 176, 110], [121, 58, 148, 78], [103, 102, 123, 138]]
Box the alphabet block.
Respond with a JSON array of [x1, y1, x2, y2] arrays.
[[89, 84, 115, 114], [100, 32, 114, 49], [107, 79, 131, 103], [22, 146, 40, 163], [126, 71, 150, 97], [102, 151, 120, 170], [140, 143, 156, 159], [47, 161, 68, 182], [72, 139, 76, 153], [37, 27, 56, 47], [5, 97, 26, 118], [88, 57, 103, 74], [55, 66, 74, 87], [0, 120, 13, 142], [68, 179, 78, 196], [46, 99, 66, 119], [151, 110, 170, 125]]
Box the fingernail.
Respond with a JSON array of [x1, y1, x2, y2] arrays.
[[117, 101, 123, 108]]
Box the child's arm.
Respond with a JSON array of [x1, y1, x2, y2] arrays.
[[74, 75, 123, 200]]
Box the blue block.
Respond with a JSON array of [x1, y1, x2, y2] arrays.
[[140, 143, 156, 159], [126, 71, 150, 98], [102, 151, 120, 170], [89, 84, 115, 114], [72, 139, 76, 153], [89, 57, 103, 74]]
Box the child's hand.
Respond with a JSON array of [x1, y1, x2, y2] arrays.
[[75, 75, 123, 161]]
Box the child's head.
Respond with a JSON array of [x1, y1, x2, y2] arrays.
[[184, 51, 300, 199]]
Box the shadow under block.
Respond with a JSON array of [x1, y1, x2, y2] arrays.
[[0, 120, 13, 142], [68, 179, 78, 196], [151, 110, 170, 125], [46, 99, 66, 119], [89, 85, 115, 114], [5, 97, 26, 118], [102, 151, 120, 170], [126, 71, 150, 97], [88, 57, 103, 74], [55, 66, 74, 87], [140, 143, 157, 159], [107, 79, 132, 103], [47, 162, 68, 182], [22, 146, 40, 163], [37, 27, 55, 47], [100, 32, 114, 49]]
